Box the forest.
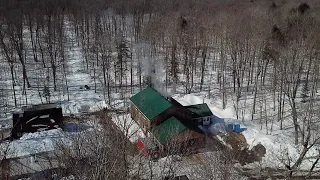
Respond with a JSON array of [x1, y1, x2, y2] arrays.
[[1, 0, 320, 179]]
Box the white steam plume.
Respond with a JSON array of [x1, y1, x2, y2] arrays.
[[134, 43, 172, 98]]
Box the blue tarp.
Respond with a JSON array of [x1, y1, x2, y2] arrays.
[[199, 115, 247, 134]]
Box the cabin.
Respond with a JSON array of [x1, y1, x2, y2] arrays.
[[130, 87, 213, 157], [11, 103, 63, 139]]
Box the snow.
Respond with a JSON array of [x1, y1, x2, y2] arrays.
[[0, 116, 12, 129], [0, 118, 97, 159], [111, 113, 145, 143], [25, 116, 38, 124], [0, 26, 110, 160], [173, 93, 320, 171], [0, 17, 317, 178], [101, 90, 320, 173], [19, 128, 63, 140], [39, 114, 50, 118], [131, 152, 247, 180], [0, 129, 64, 159], [0, 58, 317, 174], [2, 87, 314, 176], [208, 123, 227, 135]]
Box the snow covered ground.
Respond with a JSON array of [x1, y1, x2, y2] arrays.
[[103, 91, 320, 177], [0, 56, 317, 175], [0, 24, 108, 160], [2, 89, 317, 177], [0, 18, 317, 179], [173, 93, 320, 171], [111, 113, 145, 143], [0, 119, 96, 159]]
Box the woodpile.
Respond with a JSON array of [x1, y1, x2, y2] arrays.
[[223, 133, 266, 165], [225, 133, 248, 151]]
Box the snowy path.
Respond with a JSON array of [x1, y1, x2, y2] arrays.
[[58, 23, 106, 114]]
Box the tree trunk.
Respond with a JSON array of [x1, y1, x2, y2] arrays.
[[291, 98, 299, 145], [200, 47, 207, 91], [102, 58, 107, 104], [10, 65, 17, 107], [29, 16, 38, 62], [19, 57, 31, 88], [130, 52, 133, 94]]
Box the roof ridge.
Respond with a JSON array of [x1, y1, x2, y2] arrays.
[[130, 87, 173, 120]]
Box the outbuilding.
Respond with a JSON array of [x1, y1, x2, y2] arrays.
[[11, 103, 63, 139]]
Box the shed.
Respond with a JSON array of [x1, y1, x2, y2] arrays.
[[186, 104, 213, 125], [12, 103, 63, 139]]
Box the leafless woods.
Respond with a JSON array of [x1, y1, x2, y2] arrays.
[[1, 0, 320, 179]]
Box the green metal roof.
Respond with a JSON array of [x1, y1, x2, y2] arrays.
[[130, 87, 172, 120], [151, 116, 187, 144], [186, 103, 213, 119]]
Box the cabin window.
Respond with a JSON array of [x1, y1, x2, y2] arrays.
[[203, 117, 211, 125]]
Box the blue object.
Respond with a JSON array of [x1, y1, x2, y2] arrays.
[[227, 124, 234, 132], [240, 128, 248, 132], [234, 124, 241, 133]]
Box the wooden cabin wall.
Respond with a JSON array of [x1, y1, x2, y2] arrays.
[[172, 129, 204, 143], [130, 103, 151, 133], [169, 130, 206, 154]]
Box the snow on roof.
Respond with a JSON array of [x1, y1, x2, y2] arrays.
[[23, 103, 59, 111], [0, 129, 64, 159]]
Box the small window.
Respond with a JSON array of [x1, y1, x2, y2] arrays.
[[203, 117, 211, 125]]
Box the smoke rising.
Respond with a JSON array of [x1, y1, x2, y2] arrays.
[[134, 43, 172, 98]]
